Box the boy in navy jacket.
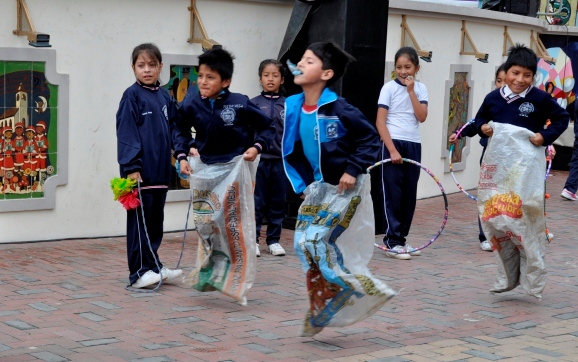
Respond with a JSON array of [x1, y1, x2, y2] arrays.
[[282, 41, 380, 195], [172, 48, 273, 169]]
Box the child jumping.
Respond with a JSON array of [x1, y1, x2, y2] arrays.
[[251, 59, 287, 257], [283, 41, 394, 336], [375, 47, 428, 260], [474, 44, 568, 298], [173, 48, 274, 305], [116, 43, 183, 289]]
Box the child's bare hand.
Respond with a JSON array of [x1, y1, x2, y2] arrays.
[[243, 147, 259, 162], [127, 171, 142, 182], [189, 147, 199, 157], [449, 133, 458, 144], [179, 159, 192, 175], [481, 124, 493, 137], [549, 145, 556, 159], [390, 150, 403, 164], [405, 75, 415, 93], [530, 133, 545, 147], [338, 172, 356, 194]]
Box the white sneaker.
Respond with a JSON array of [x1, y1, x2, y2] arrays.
[[405, 244, 421, 256], [480, 240, 492, 251], [561, 188, 578, 201], [132, 270, 161, 288], [160, 267, 183, 281], [268, 242, 286, 256], [385, 245, 411, 260], [256, 243, 261, 257]]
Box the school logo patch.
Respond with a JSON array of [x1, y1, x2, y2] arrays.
[[326, 121, 338, 139], [314, 125, 319, 141], [221, 108, 236, 126], [162, 105, 168, 120], [280, 110, 285, 123], [518, 102, 534, 117]]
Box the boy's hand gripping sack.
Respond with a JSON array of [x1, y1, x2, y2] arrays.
[[478, 122, 547, 299], [294, 174, 397, 337], [183, 155, 259, 305]]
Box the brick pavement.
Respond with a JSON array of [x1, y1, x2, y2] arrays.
[[1, 170, 577, 361]]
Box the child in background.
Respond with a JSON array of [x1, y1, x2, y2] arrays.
[[376, 46, 428, 260], [251, 59, 287, 257], [116, 43, 183, 289], [449, 63, 507, 251]]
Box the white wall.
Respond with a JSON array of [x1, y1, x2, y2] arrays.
[[0, 0, 292, 242], [1, 0, 575, 242]]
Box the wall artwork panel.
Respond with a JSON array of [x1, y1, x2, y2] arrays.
[[0, 48, 68, 212], [442, 64, 474, 173]]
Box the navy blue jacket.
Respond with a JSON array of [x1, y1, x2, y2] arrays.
[[250, 91, 285, 160], [116, 82, 176, 186], [474, 86, 569, 145], [173, 89, 274, 164], [282, 88, 380, 194]]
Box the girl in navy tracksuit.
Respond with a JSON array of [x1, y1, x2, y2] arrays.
[[251, 59, 287, 257], [116, 43, 182, 289]]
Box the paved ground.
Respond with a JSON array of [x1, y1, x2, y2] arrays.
[[1, 170, 577, 362]]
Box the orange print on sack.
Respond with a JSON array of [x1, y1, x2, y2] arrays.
[[482, 191, 523, 221]]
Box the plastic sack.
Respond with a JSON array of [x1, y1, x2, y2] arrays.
[[183, 155, 259, 305], [294, 174, 397, 337], [478, 122, 547, 299]]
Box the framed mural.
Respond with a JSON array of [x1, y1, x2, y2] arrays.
[[442, 64, 474, 173], [0, 48, 69, 212], [160, 54, 200, 202]]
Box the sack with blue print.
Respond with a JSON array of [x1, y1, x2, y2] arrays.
[[294, 174, 397, 337]]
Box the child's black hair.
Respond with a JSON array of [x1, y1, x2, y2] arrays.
[[131, 43, 162, 66], [394, 47, 419, 67], [258, 59, 285, 78], [307, 41, 355, 87], [504, 44, 538, 76], [495, 63, 507, 79], [198, 48, 235, 81]]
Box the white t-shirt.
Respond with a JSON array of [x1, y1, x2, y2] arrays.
[[377, 79, 428, 143]]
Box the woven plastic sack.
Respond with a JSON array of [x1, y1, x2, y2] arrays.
[[183, 155, 258, 305], [478, 121, 547, 299], [294, 174, 397, 337]]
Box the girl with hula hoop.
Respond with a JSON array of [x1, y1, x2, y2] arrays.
[[375, 47, 428, 260]]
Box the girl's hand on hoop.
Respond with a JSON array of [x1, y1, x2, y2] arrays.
[[127, 171, 142, 182], [481, 124, 493, 137], [448, 133, 458, 144], [390, 150, 403, 164]]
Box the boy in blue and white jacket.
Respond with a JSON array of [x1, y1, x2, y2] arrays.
[[283, 41, 380, 196]]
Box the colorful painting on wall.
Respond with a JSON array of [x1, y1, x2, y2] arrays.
[[447, 72, 471, 163], [535, 47, 576, 112], [0, 61, 57, 200]]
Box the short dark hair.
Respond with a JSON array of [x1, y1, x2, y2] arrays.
[[495, 63, 507, 79], [504, 44, 538, 76], [131, 43, 162, 66], [258, 59, 284, 78], [198, 48, 235, 81], [307, 41, 355, 87]]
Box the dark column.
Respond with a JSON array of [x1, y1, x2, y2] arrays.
[[279, 0, 389, 233]]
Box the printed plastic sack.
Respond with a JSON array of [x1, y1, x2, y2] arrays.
[[183, 155, 259, 305], [478, 122, 547, 299], [294, 174, 397, 337]]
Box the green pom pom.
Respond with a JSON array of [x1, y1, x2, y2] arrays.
[[110, 177, 137, 200]]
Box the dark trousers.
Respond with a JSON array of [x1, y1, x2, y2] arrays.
[[380, 140, 421, 248], [255, 158, 286, 245], [126, 189, 166, 285], [563, 127, 578, 194]]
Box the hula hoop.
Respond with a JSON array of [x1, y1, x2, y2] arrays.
[[545, 145, 553, 180], [367, 158, 449, 253], [448, 120, 478, 201]]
